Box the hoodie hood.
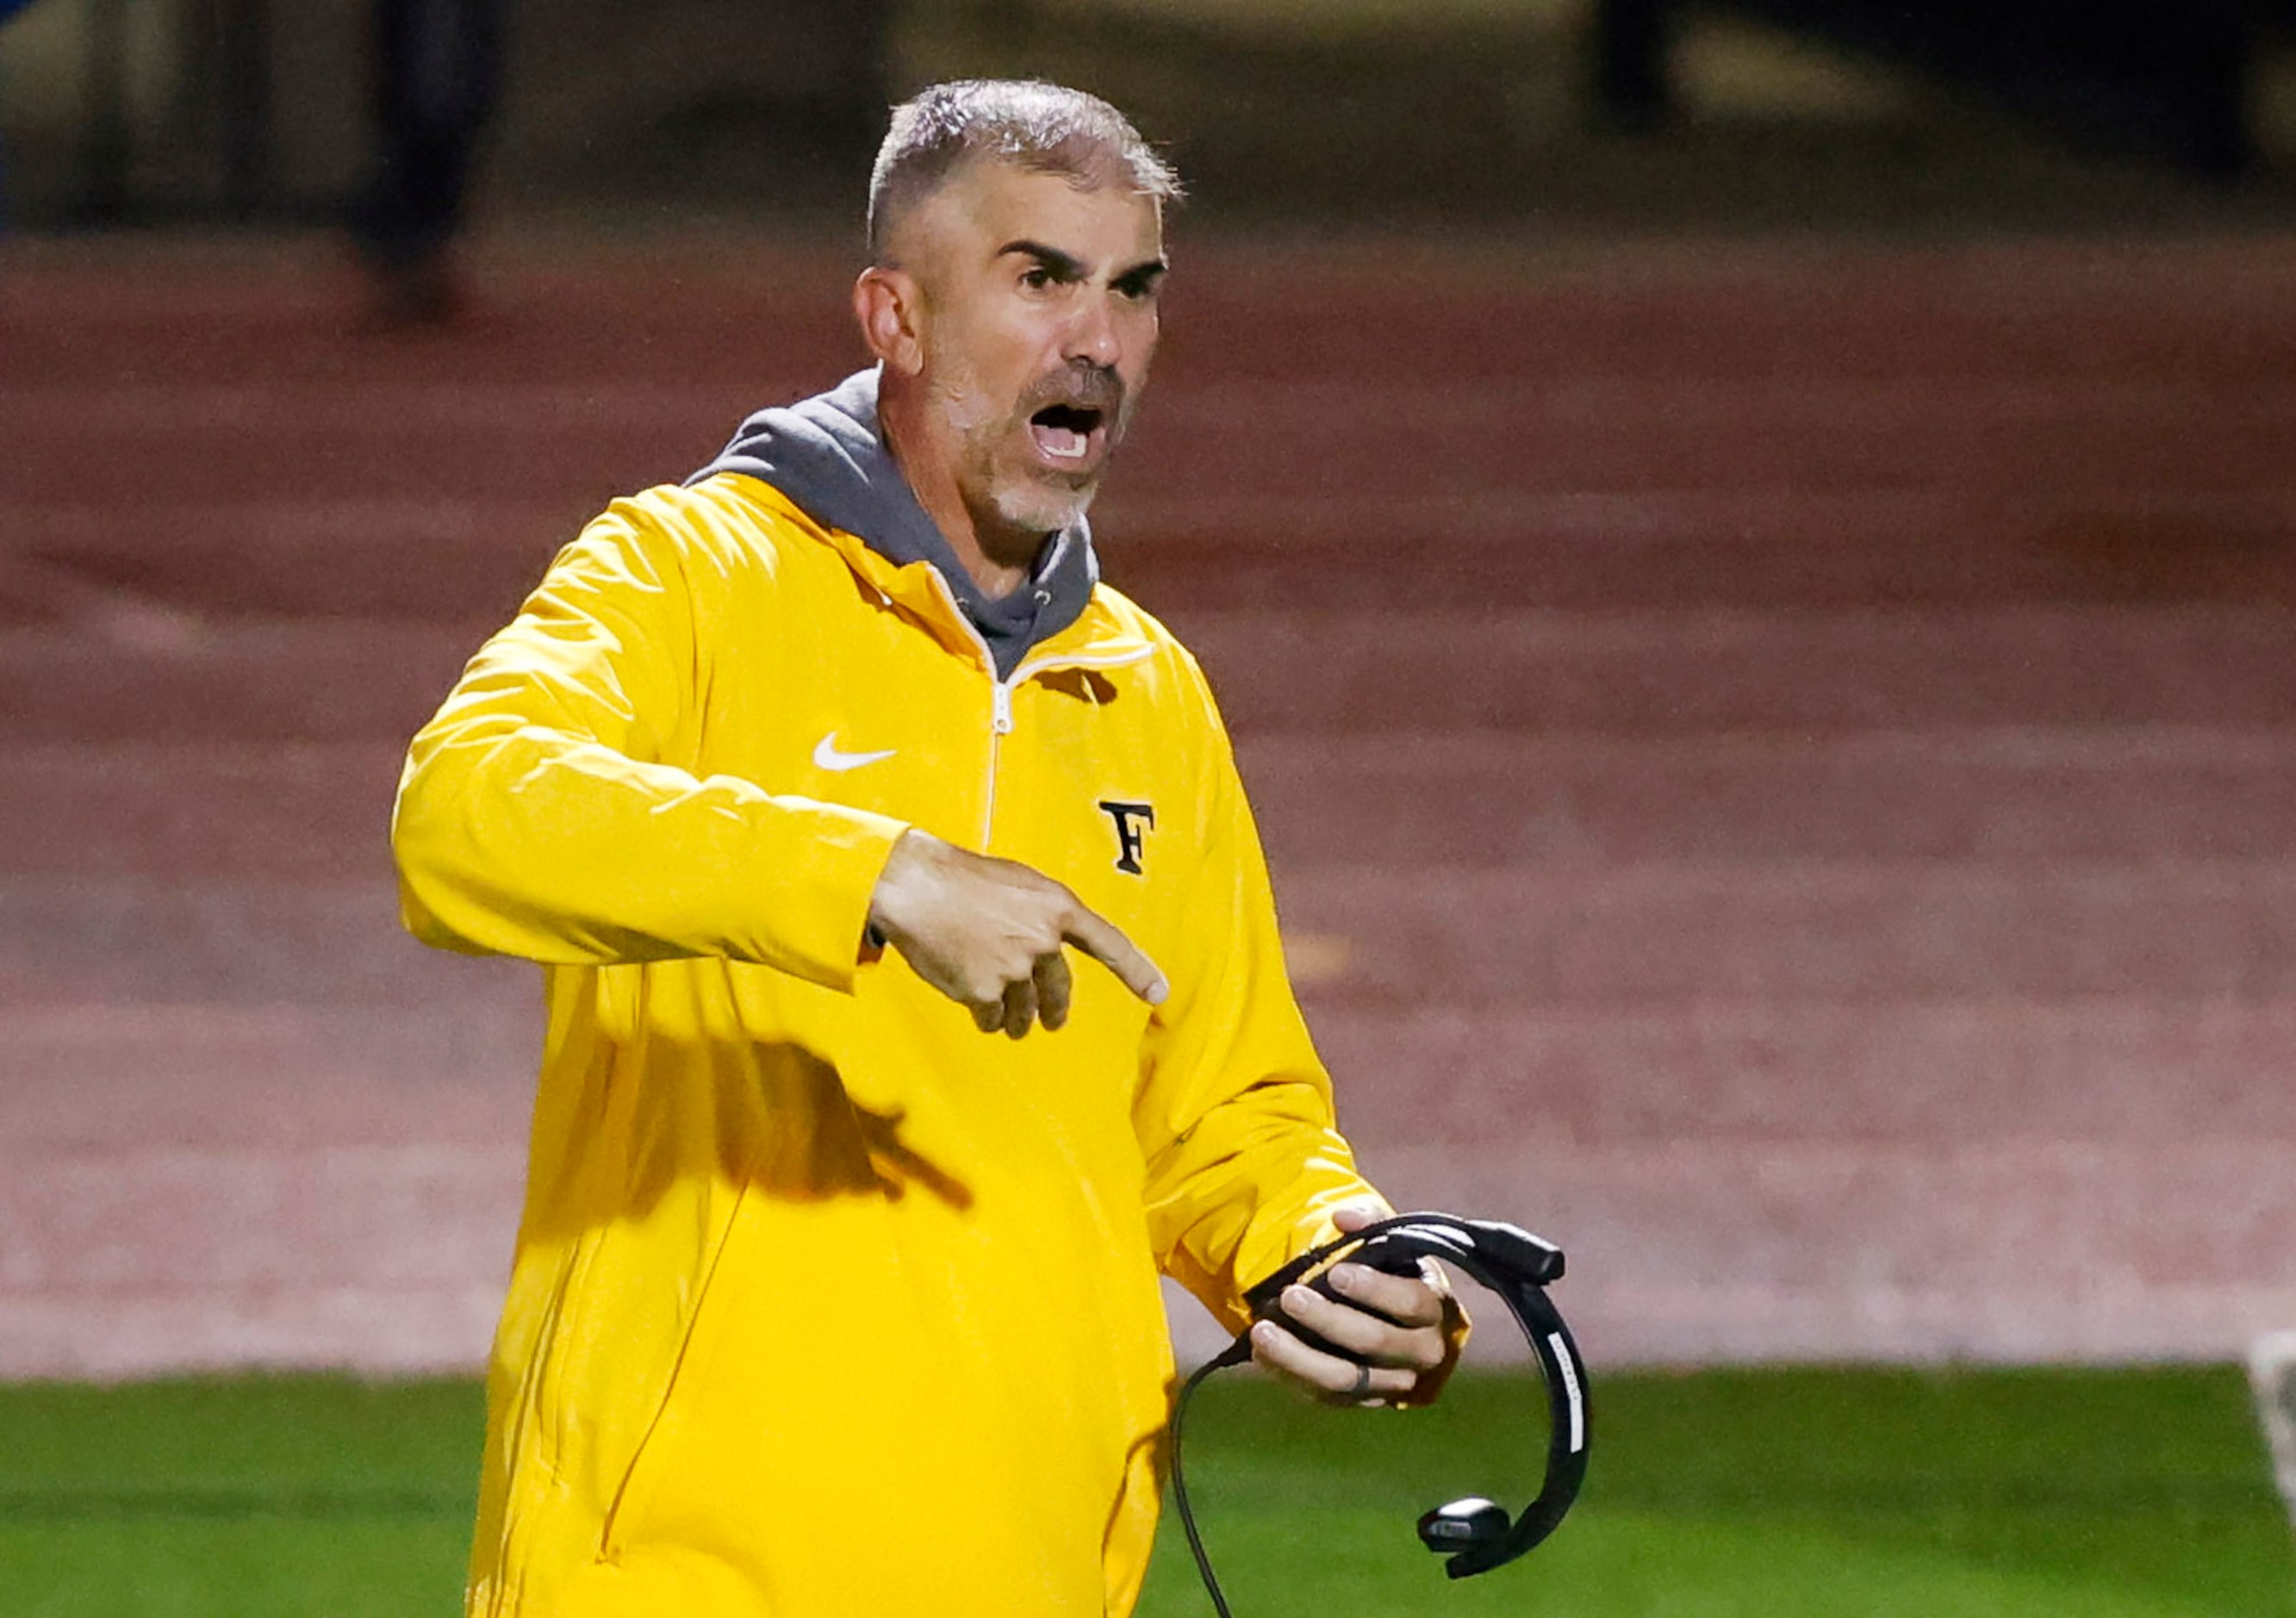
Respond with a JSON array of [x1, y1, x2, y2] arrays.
[[690, 368, 1099, 679]]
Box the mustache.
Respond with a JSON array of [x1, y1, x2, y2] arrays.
[[1017, 363, 1127, 425]]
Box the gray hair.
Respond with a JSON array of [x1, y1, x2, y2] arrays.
[[868, 79, 1182, 263]]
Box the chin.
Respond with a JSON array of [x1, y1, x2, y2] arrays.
[[992, 477, 1098, 538]]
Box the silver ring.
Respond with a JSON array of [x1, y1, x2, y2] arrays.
[[1349, 1361, 1373, 1399]]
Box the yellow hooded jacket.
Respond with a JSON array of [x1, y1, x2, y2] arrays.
[[393, 422, 1386, 1614]]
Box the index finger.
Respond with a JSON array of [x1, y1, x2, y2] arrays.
[[1061, 903, 1168, 1005]]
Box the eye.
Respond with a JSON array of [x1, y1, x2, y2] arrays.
[[1020, 266, 1055, 291], [1113, 271, 1164, 304]]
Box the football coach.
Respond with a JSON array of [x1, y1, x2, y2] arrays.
[[393, 78, 1461, 1616]]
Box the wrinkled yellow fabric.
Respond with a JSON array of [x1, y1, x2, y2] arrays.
[[393, 474, 1385, 1616]]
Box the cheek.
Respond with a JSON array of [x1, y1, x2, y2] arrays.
[[924, 350, 992, 433], [961, 345, 1043, 426], [1120, 308, 1160, 370], [925, 345, 1016, 438], [969, 300, 1051, 365]]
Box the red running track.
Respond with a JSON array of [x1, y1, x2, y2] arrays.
[[3, 230, 2295, 1373]]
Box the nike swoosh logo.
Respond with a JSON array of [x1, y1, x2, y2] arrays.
[[812, 731, 897, 772]]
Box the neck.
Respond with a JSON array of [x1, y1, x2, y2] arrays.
[[875, 380, 1032, 599]]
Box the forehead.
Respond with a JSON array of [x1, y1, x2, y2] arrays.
[[912, 159, 1164, 271]]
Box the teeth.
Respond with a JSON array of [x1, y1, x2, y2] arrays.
[[1041, 426, 1089, 459]]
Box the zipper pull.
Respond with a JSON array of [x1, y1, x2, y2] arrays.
[[991, 682, 1015, 735]]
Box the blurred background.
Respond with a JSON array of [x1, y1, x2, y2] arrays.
[[5, 1, 2296, 1612], [16, 0, 2296, 228]]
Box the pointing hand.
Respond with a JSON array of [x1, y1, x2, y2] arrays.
[[867, 830, 1168, 1037]]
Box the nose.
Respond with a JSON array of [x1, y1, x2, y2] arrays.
[[1061, 292, 1123, 370]]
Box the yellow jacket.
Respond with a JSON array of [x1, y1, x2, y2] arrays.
[[393, 468, 1384, 1615]]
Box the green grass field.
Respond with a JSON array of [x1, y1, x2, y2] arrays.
[[0, 1366, 2287, 1615]]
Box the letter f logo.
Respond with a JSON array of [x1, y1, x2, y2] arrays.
[[1098, 800, 1155, 876]]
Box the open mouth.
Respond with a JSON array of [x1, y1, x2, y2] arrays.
[[1028, 403, 1105, 464]]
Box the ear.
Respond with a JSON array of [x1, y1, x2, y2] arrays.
[[854, 267, 925, 376]]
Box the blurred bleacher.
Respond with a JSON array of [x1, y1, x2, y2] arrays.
[[11, 0, 2296, 230]]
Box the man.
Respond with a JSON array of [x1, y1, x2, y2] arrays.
[[394, 79, 1457, 1616], [351, 0, 502, 322]]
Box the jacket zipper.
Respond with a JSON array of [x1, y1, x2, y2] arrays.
[[984, 679, 1014, 848], [918, 570, 1153, 849], [921, 572, 1016, 850]]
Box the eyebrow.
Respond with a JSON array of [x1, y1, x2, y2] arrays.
[[998, 240, 1169, 294], [998, 240, 1086, 281]]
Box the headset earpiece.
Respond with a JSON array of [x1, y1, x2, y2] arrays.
[[1417, 1496, 1512, 1556]]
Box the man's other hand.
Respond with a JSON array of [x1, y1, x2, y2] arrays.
[[868, 829, 1168, 1036], [1250, 1205, 1465, 1408]]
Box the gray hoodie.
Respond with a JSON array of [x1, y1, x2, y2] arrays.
[[690, 368, 1099, 679]]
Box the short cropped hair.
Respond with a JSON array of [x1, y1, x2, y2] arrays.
[[868, 79, 1182, 264]]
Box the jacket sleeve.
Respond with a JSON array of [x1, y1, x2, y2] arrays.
[[390, 496, 907, 990], [1131, 681, 1390, 1333]]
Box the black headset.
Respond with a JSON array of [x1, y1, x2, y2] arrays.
[[1168, 1211, 1590, 1614]]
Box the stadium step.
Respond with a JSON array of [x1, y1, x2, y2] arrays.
[[9, 728, 2296, 880], [16, 237, 2295, 390], [7, 604, 2296, 743], [1176, 605, 2296, 731], [0, 880, 504, 1009], [3, 989, 2289, 1156], [0, 1002, 536, 1152], [1281, 860, 2296, 1005], [1332, 1136, 2296, 1364], [1111, 495, 2296, 611], [16, 331, 2296, 502], [16, 489, 2296, 614], [1312, 999, 2296, 1147], [1241, 727, 2296, 865], [0, 1142, 520, 1378], [9, 861, 2296, 1009]]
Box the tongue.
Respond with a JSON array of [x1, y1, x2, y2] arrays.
[[1033, 420, 1089, 460]]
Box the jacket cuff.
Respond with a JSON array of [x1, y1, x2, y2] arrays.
[[748, 796, 908, 993]]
